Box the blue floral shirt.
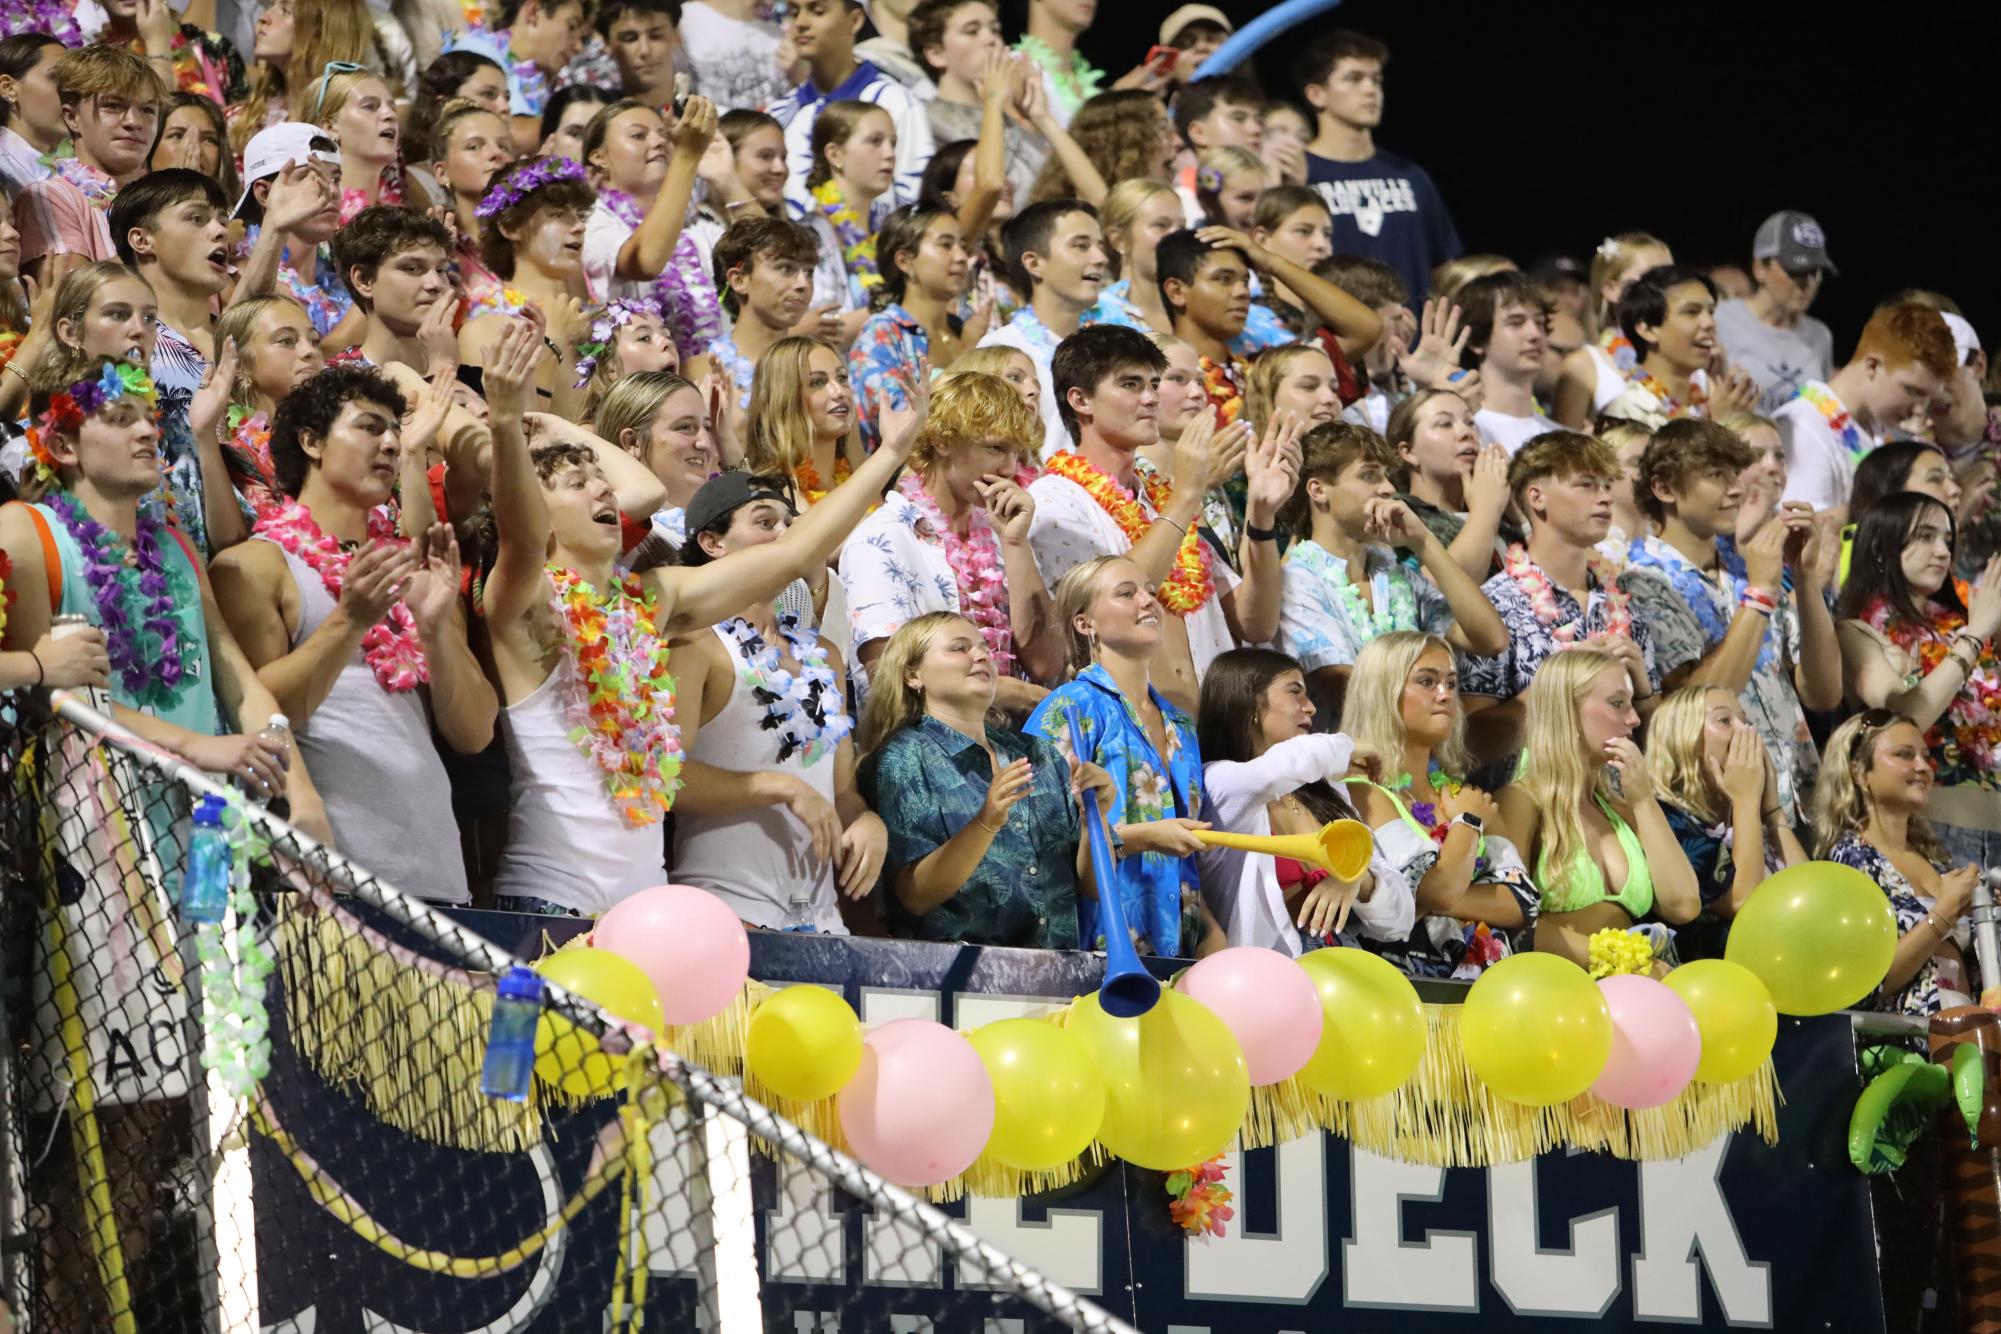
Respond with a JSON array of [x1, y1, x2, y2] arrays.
[[871, 717, 1082, 948], [1279, 540, 1452, 671], [1026, 665, 1204, 956], [849, 303, 927, 453]]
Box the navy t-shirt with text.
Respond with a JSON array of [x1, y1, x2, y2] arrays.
[[1306, 148, 1462, 302]]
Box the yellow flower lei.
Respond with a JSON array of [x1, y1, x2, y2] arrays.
[[1045, 452, 1216, 614], [810, 179, 882, 291], [1587, 927, 1654, 979]]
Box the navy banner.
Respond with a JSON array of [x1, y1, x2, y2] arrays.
[[251, 912, 1885, 1332]]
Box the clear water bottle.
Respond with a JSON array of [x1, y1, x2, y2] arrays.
[[779, 892, 817, 933], [481, 966, 544, 1101], [254, 713, 292, 820], [179, 793, 232, 924]]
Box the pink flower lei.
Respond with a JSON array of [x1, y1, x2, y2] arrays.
[[253, 501, 430, 691], [896, 473, 1013, 673], [1501, 542, 1631, 642]]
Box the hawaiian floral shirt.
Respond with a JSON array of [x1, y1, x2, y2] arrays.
[[1026, 665, 1204, 957], [1278, 540, 1452, 671], [1827, 834, 1953, 1018], [1363, 785, 1538, 980], [849, 303, 928, 453], [1460, 556, 1659, 701], [871, 717, 1082, 949], [1662, 804, 1789, 962], [1621, 534, 1815, 820], [837, 487, 957, 670]]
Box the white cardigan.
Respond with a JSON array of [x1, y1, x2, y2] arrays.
[[1197, 734, 1416, 956]]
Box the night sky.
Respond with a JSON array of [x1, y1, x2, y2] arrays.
[[1067, 0, 2001, 358]]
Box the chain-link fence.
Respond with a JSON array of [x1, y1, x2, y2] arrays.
[[0, 688, 1138, 1333]]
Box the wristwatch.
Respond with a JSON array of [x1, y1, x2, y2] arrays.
[[1453, 812, 1484, 833], [1107, 823, 1127, 858]]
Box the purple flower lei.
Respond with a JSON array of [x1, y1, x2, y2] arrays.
[[475, 156, 588, 221], [0, 0, 83, 47], [573, 297, 664, 387], [45, 490, 192, 708]]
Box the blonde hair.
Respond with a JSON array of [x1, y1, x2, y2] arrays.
[[1645, 684, 1728, 825], [744, 336, 858, 479], [234, 0, 386, 153], [34, 262, 154, 391], [1194, 146, 1263, 223], [214, 295, 310, 413], [313, 68, 392, 137], [858, 611, 973, 752], [1098, 177, 1176, 276], [1244, 342, 1329, 436], [1430, 254, 1514, 305], [949, 343, 1036, 386], [1337, 631, 1470, 781], [1516, 648, 1626, 903], [912, 371, 1041, 475], [1590, 233, 1669, 328], [1714, 409, 1779, 440], [593, 371, 699, 458], [1053, 554, 1131, 673], [1810, 711, 1943, 860]]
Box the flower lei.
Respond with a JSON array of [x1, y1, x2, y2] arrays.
[[45, 488, 194, 708], [1863, 594, 2001, 785], [1796, 380, 1869, 461], [810, 179, 881, 293], [794, 454, 851, 507], [0, 330, 21, 378], [1623, 360, 1707, 420], [1288, 540, 1416, 652], [477, 155, 588, 220], [49, 155, 119, 213], [1500, 542, 1631, 642], [720, 613, 852, 766], [547, 564, 684, 824], [574, 297, 664, 387], [0, 0, 83, 46], [1046, 452, 1215, 613], [1599, 326, 1638, 374], [1588, 926, 1655, 979], [1198, 355, 1247, 428], [1388, 762, 1493, 876], [1167, 1158, 1234, 1238], [1015, 34, 1104, 123], [252, 501, 429, 692], [221, 405, 281, 517], [600, 190, 727, 359], [195, 793, 276, 1098], [896, 474, 1014, 673]]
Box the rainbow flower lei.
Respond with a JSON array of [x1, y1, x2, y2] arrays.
[[1796, 380, 1869, 460], [46, 488, 195, 708], [1166, 1158, 1234, 1238], [252, 501, 429, 692], [1045, 452, 1216, 614], [547, 564, 683, 825], [28, 360, 160, 485], [1500, 542, 1630, 642], [810, 179, 881, 294], [476, 156, 587, 221], [896, 473, 1014, 674]]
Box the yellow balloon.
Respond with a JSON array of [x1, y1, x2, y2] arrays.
[[1064, 990, 1248, 1171], [1664, 959, 1778, 1084], [966, 1019, 1107, 1171], [1726, 860, 1896, 1015], [533, 947, 665, 1099], [746, 985, 863, 1103], [1295, 948, 1426, 1100], [1460, 953, 1611, 1106]]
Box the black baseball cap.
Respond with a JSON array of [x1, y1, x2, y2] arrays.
[[683, 471, 796, 540]]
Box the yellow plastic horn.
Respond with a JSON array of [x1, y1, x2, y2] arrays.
[[1190, 819, 1375, 881]]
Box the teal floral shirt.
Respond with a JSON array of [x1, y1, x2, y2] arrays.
[[871, 718, 1082, 949], [1026, 666, 1204, 956]]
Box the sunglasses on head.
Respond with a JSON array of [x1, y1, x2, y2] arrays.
[[310, 61, 367, 124]]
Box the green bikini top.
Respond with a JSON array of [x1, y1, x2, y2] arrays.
[[1536, 793, 1653, 919]]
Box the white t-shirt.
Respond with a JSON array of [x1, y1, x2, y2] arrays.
[[1026, 470, 1241, 680], [1776, 381, 1877, 512], [678, 1, 791, 112], [580, 199, 636, 304], [1475, 406, 1561, 455], [979, 313, 1067, 460]]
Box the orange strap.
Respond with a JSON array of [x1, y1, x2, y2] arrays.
[[1, 499, 200, 617]]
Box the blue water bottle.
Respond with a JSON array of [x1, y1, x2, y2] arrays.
[[481, 966, 545, 1101], [179, 793, 232, 924]]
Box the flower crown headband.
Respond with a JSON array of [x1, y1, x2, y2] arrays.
[[475, 156, 589, 221], [573, 297, 664, 387], [25, 361, 160, 482]]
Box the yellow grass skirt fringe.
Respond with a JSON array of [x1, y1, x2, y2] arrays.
[[275, 913, 1781, 1184]]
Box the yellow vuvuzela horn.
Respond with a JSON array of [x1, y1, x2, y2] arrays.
[[1190, 819, 1374, 882]]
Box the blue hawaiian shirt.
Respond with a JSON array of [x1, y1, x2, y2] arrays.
[[849, 303, 928, 453], [1278, 540, 1452, 670], [871, 717, 1082, 948], [1026, 665, 1204, 956]]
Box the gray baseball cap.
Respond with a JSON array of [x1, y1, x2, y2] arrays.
[[1752, 211, 1837, 276]]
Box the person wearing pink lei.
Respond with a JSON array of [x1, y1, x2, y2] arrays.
[[838, 371, 1060, 707], [15, 45, 164, 283]]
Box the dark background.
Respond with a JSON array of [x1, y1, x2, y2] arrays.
[[1056, 0, 2001, 356]]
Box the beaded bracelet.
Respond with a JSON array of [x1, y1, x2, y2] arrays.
[[1740, 587, 1778, 617]]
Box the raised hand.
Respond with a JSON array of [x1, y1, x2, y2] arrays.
[[1968, 554, 2001, 642], [1204, 418, 1252, 492], [669, 96, 717, 160], [1193, 224, 1270, 272], [1740, 514, 1788, 595], [1170, 408, 1218, 495], [402, 524, 464, 635], [135, 0, 177, 54], [339, 540, 419, 627], [400, 365, 457, 462], [1712, 364, 1760, 418], [546, 295, 592, 356], [190, 337, 239, 445], [1008, 54, 1051, 129], [1397, 299, 1472, 390], [1465, 441, 1510, 517], [480, 318, 547, 420], [880, 358, 930, 460], [1246, 411, 1303, 517], [1361, 495, 1424, 547], [1707, 724, 1765, 810], [975, 473, 1036, 545], [264, 161, 335, 234]]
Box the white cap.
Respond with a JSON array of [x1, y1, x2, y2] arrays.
[[235, 122, 342, 219], [1943, 311, 1982, 368]]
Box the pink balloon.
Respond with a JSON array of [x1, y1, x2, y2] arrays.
[[837, 1019, 996, 1186], [1590, 974, 1702, 1110], [593, 884, 751, 1025], [1177, 947, 1325, 1086]]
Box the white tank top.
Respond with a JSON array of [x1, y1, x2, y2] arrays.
[[672, 623, 847, 932], [1587, 344, 1628, 411], [492, 650, 667, 913], [264, 541, 469, 904]]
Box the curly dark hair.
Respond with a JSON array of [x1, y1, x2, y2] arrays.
[[331, 206, 453, 308], [270, 366, 408, 498], [476, 157, 597, 279]]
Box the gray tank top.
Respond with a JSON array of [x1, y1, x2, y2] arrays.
[[262, 540, 469, 904]]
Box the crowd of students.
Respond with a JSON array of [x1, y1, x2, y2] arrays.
[[1, 0, 1996, 1024]]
